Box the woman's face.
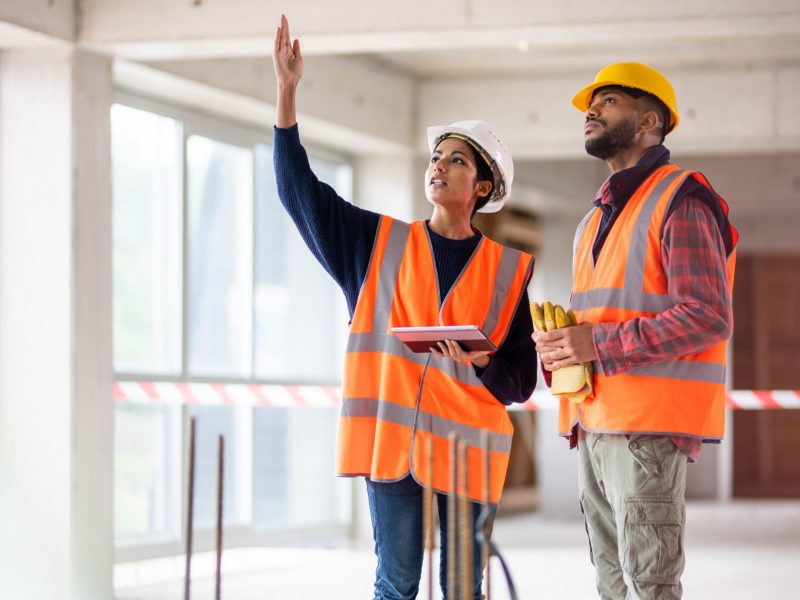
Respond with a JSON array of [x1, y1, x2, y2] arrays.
[[425, 137, 491, 212]]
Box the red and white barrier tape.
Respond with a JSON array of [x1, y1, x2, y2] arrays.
[[726, 390, 800, 410], [113, 382, 800, 410], [113, 381, 341, 408]]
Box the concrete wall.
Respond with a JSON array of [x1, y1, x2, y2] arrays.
[[0, 48, 113, 600]]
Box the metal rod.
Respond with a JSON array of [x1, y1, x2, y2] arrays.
[[459, 443, 472, 600], [482, 429, 491, 600], [184, 417, 197, 600], [215, 434, 224, 600], [447, 431, 458, 600], [423, 436, 434, 600]]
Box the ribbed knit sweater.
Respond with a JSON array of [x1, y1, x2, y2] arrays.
[[273, 124, 536, 404]]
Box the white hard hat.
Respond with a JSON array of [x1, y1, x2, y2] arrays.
[[426, 120, 514, 213]]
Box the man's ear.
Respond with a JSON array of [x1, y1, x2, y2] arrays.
[[638, 109, 661, 135]]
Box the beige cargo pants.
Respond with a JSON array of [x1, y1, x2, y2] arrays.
[[578, 428, 687, 600]]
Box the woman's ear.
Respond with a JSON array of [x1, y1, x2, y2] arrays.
[[476, 180, 492, 199]]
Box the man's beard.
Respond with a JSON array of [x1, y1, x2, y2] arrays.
[[585, 116, 637, 159]]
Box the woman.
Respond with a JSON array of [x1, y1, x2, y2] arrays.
[[273, 16, 536, 599]]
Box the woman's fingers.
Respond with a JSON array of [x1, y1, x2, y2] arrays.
[[445, 340, 468, 363], [430, 340, 489, 365], [281, 14, 290, 46]]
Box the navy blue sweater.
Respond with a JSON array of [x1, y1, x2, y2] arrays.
[[273, 124, 536, 405]]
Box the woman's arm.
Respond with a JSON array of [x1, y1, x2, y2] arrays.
[[477, 288, 538, 405], [272, 16, 380, 315]]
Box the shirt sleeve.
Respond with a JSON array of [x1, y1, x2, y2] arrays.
[[591, 196, 733, 376], [273, 124, 381, 316], [475, 288, 538, 405]]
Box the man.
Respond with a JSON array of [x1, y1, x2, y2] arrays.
[[533, 63, 738, 599]]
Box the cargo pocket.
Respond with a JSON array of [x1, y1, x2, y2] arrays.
[[622, 496, 685, 585], [626, 434, 664, 476]]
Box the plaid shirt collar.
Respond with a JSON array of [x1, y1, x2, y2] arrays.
[[592, 144, 671, 209]]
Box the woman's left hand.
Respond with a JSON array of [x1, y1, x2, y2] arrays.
[[430, 339, 491, 368]]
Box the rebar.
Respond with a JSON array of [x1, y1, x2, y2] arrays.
[[482, 429, 491, 600], [215, 434, 224, 600], [423, 436, 434, 600], [447, 431, 458, 600], [184, 417, 197, 600], [458, 442, 472, 600]]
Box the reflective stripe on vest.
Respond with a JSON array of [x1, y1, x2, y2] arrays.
[[337, 218, 533, 502], [571, 167, 687, 314], [564, 165, 736, 440]]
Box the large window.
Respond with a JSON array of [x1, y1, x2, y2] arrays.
[[186, 135, 254, 378], [114, 404, 181, 543], [111, 97, 352, 556], [111, 104, 183, 375], [253, 146, 349, 382]]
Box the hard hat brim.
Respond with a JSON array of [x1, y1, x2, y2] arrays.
[[571, 81, 680, 131], [427, 124, 481, 154]]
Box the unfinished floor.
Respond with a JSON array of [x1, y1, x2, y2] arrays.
[[116, 500, 800, 599]]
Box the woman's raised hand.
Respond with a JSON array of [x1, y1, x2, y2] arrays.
[[273, 14, 303, 89]]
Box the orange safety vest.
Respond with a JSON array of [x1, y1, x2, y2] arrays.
[[337, 218, 534, 503], [561, 164, 737, 441]]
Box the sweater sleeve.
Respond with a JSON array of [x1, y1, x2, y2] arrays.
[[273, 124, 381, 315], [475, 288, 538, 405]]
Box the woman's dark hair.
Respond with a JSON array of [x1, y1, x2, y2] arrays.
[[466, 144, 494, 216]]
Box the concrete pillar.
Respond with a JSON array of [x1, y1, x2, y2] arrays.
[[0, 48, 113, 600]]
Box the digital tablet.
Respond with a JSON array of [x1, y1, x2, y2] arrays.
[[390, 325, 497, 354]]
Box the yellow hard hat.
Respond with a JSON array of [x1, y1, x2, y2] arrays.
[[571, 62, 680, 133]]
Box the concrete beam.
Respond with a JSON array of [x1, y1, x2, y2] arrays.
[[78, 0, 800, 60], [116, 55, 415, 154], [0, 0, 75, 44]]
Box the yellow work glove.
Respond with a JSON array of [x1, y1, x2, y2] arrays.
[[530, 302, 594, 404]]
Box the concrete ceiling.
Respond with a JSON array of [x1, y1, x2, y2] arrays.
[[373, 34, 800, 78], [68, 0, 799, 63]]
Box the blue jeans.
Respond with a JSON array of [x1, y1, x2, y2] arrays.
[[366, 475, 486, 600]]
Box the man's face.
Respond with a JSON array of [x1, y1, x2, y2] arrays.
[[583, 88, 638, 160]]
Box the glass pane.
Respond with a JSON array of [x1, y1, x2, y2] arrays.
[[253, 146, 350, 382], [187, 136, 254, 377], [111, 104, 182, 374], [252, 407, 349, 530], [114, 404, 180, 543], [186, 406, 251, 529]]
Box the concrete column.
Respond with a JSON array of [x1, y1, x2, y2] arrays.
[[0, 48, 113, 600]]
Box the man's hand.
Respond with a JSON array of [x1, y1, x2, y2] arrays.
[[533, 322, 597, 371], [430, 339, 491, 369]]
